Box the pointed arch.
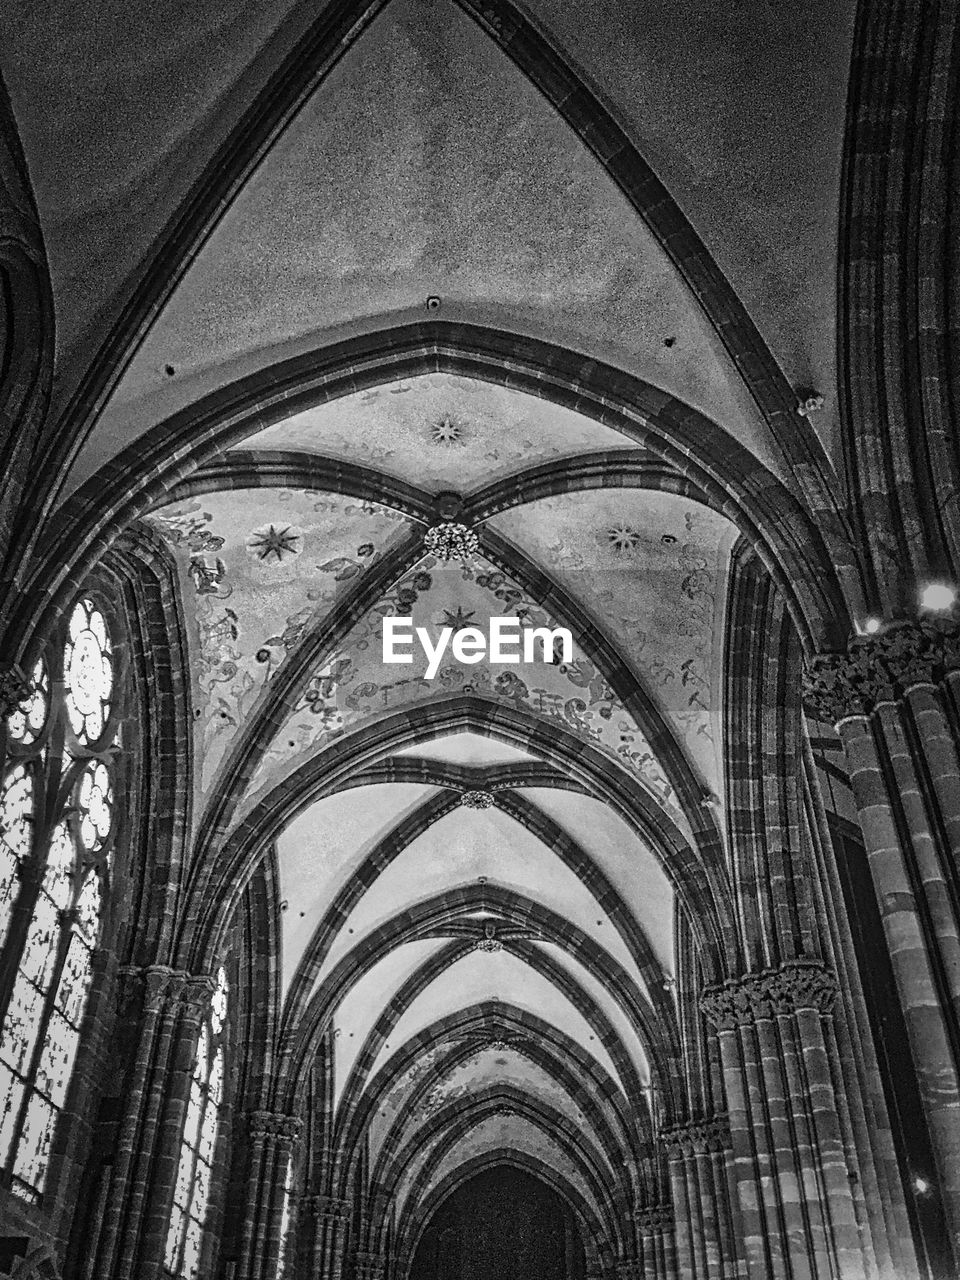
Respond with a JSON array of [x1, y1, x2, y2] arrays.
[[340, 1005, 636, 1193], [12, 324, 853, 666], [181, 694, 738, 981], [397, 1149, 605, 1279], [273, 883, 682, 1108]]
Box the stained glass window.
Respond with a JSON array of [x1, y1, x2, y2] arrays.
[[164, 966, 228, 1280], [0, 600, 117, 1202]]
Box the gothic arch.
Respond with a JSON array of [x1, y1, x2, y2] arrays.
[[279, 787, 675, 1049], [182, 694, 738, 981], [276, 886, 675, 1112], [396, 1149, 609, 1279], [336, 1006, 636, 1194], [13, 324, 853, 666]]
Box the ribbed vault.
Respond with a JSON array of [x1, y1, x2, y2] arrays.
[[62, 0, 846, 1244], [5, 0, 948, 1275]]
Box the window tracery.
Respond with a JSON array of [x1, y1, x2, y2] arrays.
[[164, 966, 228, 1280], [0, 598, 119, 1202]]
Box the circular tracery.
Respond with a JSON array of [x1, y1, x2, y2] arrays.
[[64, 598, 114, 743], [0, 594, 121, 1203], [77, 761, 114, 853], [6, 660, 49, 745]]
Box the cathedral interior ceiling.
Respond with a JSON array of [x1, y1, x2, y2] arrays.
[[0, 0, 865, 1220]]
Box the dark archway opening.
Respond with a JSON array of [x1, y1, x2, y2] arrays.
[[409, 1165, 586, 1280]]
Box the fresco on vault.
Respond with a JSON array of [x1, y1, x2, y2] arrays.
[[490, 492, 734, 792], [243, 553, 680, 819], [145, 489, 411, 792]]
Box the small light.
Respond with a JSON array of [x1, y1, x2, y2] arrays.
[[920, 582, 956, 612], [864, 616, 881, 635], [914, 1175, 931, 1196]]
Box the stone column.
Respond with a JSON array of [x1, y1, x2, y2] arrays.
[[89, 966, 215, 1280], [661, 1118, 736, 1280], [804, 618, 960, 1263], [353, 1248, 386, 1280], [231, 1110, 301, 1280], [631, 1206, 676, 1280], [297, 1192, 351, 1280], [701, 960, 864, 1280]]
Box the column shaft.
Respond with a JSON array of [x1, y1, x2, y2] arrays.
[[805, 625, 960, 1261], [234, 1111, 300, 1280], [702, 961, 863, 1280], [90, 968, 214, 1280]]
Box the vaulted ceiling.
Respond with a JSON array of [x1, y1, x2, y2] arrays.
[[2, 0, 859, 1234]]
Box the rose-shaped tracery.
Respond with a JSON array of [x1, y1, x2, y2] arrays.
[[64, 598, 113, 743], [77, 760, 113, 853]]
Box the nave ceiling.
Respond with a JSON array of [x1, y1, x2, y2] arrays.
[[0, 0, 867, 1244]]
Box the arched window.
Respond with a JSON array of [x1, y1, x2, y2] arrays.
[[0, 597, 119, 1202], [165, 966, 228, 1280]]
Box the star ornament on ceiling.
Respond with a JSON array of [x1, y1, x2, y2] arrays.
[[607, 524, 642, 553], [247, 524, 302, 563], [430, 415, 464, 446], [442, 607, 476, 633]]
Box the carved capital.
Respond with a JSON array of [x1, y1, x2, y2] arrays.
[[300, 1191, 350, 1223], [0, 662, 33, 717], [701, 960, 838, 1029], [661, 1114, 730, 1157], [179, 974, 217, 1018], [632, 1203, 673, 1234], [803, 618, 960, 722], [248, 1110, 302, 1141], [117, 965, 208, 1017]]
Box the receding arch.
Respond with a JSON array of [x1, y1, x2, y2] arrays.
[[280, 781, 679, 1046], [276, 886, 676, 1109], [396, 1148, 613, 1278], [377, 1085, 621, 1250], [181, 694, 738, 980], [182, 507, 716, 869], [343, 1009, 636, 1195], [330, 937, 656, 1134], [147, 444, 726, 873]]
